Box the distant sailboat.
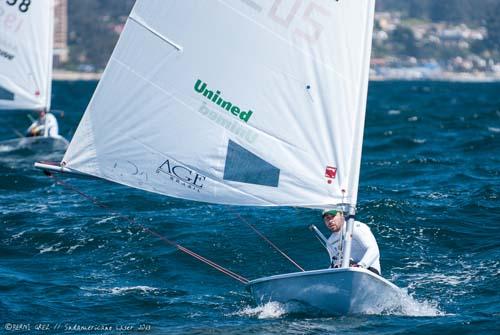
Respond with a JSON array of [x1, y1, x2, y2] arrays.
[[0, 0, 68, 150], [36, 0, 403, 314]]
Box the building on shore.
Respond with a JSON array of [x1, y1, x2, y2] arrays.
[[53, 0, 69, 66]]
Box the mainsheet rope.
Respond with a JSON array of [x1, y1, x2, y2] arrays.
[[44, 171, 249, 285], [235, 213, 305, 272]]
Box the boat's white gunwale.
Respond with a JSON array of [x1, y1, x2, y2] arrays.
[[248, 267, 399, 290]]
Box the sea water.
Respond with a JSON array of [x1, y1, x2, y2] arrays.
[[0, 81, 498, 334]]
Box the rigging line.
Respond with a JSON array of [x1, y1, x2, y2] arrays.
[[339, 190, 346, 265], [236, 213, 305, 272], [142, 227, 249, 284], [313, 234, 327, 249], [44, 172, 249, 284]]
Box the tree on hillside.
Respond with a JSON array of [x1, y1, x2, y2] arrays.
[[408, 1, 430, 20], [377, 0, 497, 24], [67, 0, 135, 70], [484, 2, 500, 52], [391, 26, 418, 57], [429, 0, 469, 23]]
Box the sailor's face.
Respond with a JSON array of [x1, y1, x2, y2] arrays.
[[324, 213, 344, 232]]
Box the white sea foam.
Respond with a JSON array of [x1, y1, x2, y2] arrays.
[[38, 243, 63, 254], [235, 293, 444, 318], [388, 109, 401, 115], [408, 116, 418, 122], [0, 145, 14, 153], [234, 302, 287, 319], [413, 138, 427, 144], [487, 126, 500, 133], [81, 285, 159, 296], [67, 244, 83, 254], [416, 272, 471, 286], [388, 288, 446, 317], [95, 216, 119, 224], [11, 231, 25, 239], [427, 192, 449, 200], [108, 286, 158, 295]]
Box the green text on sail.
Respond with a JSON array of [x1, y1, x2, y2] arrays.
[[194, 79, 253, 123]]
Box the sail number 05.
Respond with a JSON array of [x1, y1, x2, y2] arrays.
[[242, 0, 333, 43], [6, 0, 31, 13]]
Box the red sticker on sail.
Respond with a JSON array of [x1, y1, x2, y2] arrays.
[[325, 166, 337, 184]]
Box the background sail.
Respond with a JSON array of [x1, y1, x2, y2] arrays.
[[63, 0, 375, 208], [0, 0, 54, 110]]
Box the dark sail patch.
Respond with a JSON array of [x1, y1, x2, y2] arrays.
[[0, 86, 14, 101], [223, 140, 280, 187]]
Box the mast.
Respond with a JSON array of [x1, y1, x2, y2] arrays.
[[341, 205, 356, 268]]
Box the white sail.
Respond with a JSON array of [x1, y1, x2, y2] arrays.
[[63, 0, 375, 208], [0, 0, 54, 110]]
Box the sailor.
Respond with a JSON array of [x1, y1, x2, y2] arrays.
[[323, 209, 381, 275], [26, 108, 60, 138]]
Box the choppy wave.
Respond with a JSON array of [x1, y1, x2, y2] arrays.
[[82, 285, 160, 296]]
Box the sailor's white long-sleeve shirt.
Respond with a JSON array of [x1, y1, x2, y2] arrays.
[[326, 221, 381, 274]]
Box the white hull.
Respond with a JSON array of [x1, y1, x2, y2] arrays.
[[0, 136, 69, 153], [247, 268, 402, 315]]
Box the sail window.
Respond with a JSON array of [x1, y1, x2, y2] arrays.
[[0, 86, 14, 101], [223, 140, 280, 187]]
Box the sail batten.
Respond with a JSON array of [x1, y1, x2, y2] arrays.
[[129, 15, 183, 51], [63, 0, 376, 208]]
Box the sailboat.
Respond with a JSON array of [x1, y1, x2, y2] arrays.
[[0, 0, 68, 151], [36, 0, 404, 314]]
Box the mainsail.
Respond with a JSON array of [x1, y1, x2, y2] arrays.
[[0, 0, 54, 110], [63, 0, 375, 208]]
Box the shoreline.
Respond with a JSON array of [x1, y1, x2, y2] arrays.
[[52, 69, 500, 83], [53, 70, 102, 81]]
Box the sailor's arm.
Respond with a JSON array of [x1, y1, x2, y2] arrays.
[[26, 121, 36, 132], [44, 116, 51, 137], [26, 121, 41, 136], [326, 234, 342, 268], [355, 223, 380, 269], [44, 114, 59, 137]]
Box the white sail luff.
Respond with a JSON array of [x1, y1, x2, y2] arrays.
[[346, 0, 376, 207], [63, 0, 375, 208], [44, 1, 55, 111]]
